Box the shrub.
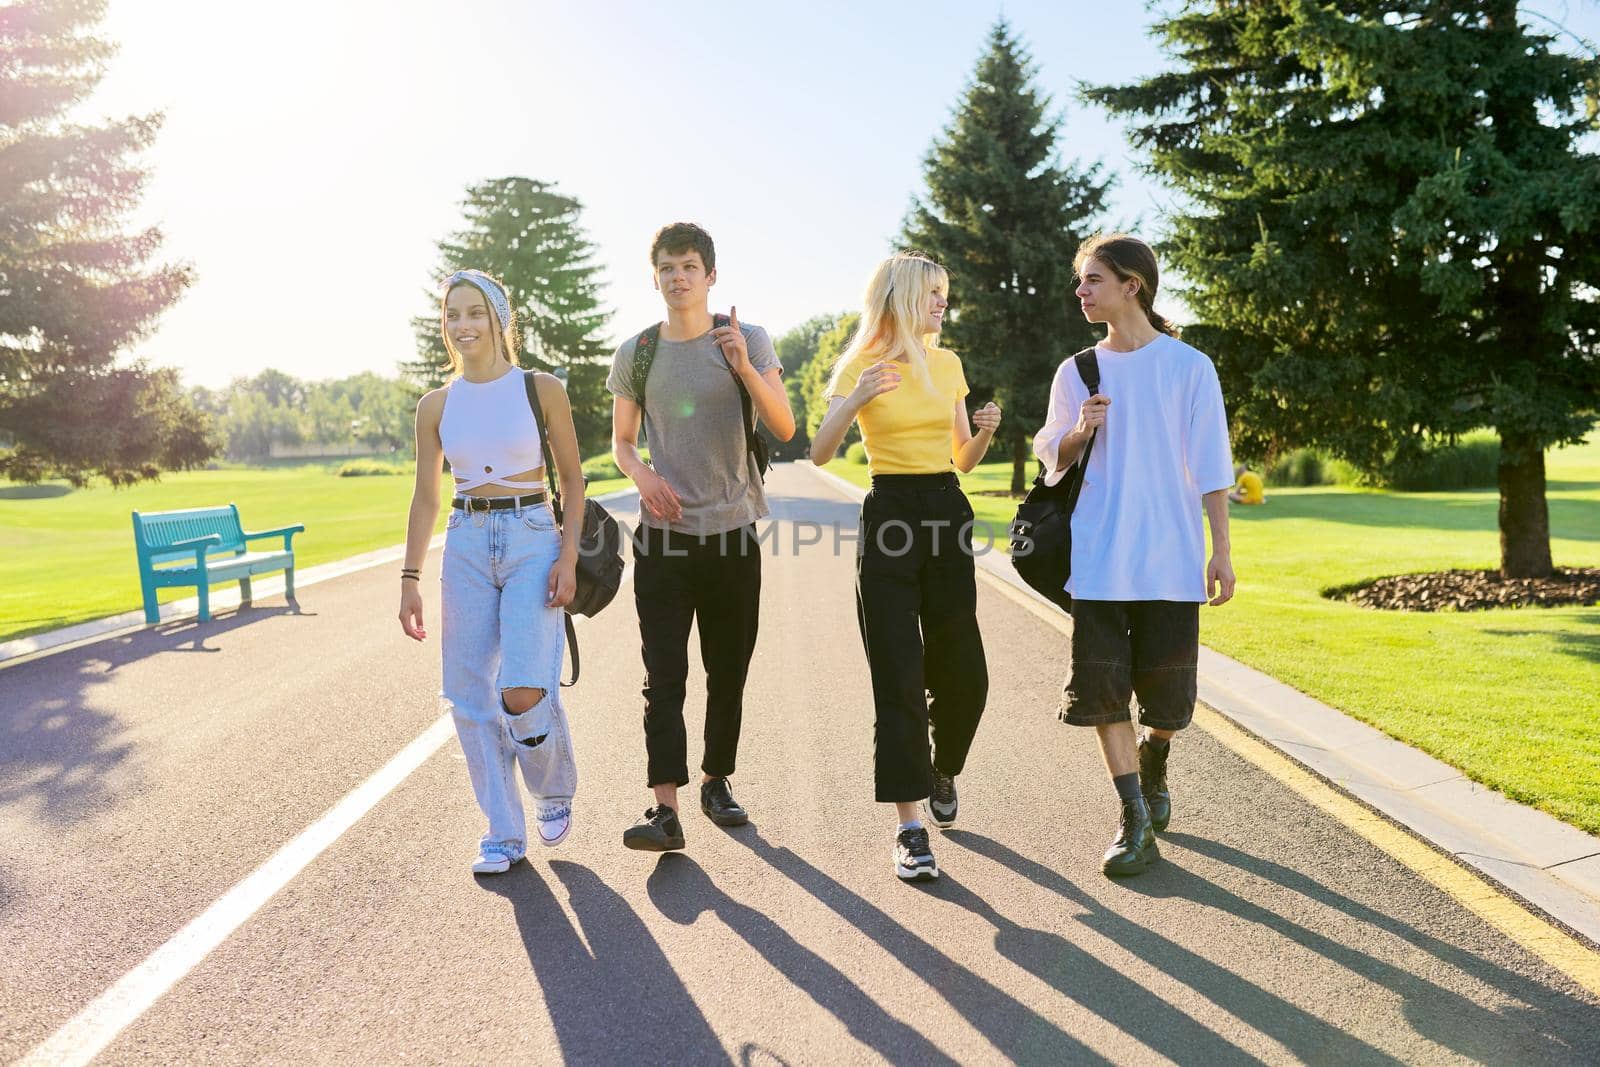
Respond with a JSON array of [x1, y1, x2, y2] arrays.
[[1266, 448, 1334, 487], [581, 453, 622, 481], [338, 459, 405, 477], [1387, 432, 1499, 492], [846, 442, 869, 465], [579, 448, 646, 484]]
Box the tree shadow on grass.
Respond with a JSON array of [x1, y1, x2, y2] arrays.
[[1485, 612, 1600, 665], [0, 483, 72, 499], [1229, 492, 1599, 542], [480, 859, 728, 1066], [646, 852, 958, 1065], [0, 602, 309, 823]]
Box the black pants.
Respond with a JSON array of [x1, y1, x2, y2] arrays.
[[634, 523, 762, 788], [855, 473, 989, 803]]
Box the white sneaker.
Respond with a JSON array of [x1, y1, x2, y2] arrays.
[[471, 846, 520, 874], [536, 802, 572, 847]]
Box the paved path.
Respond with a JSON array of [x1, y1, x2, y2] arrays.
[[4, 464, 1598, 1064]]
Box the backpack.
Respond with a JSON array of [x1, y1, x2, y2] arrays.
[[1008, 348, 1100, 611], [523, 371, 626, 686], [629, 314, 771, 479]]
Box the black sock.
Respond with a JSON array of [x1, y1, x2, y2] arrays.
[[1113, 772, 1142, 804], [1147, 737, 1171, 755]]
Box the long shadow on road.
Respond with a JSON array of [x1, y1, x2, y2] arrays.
[[646, 852, 958, 1066], [948, 830, 1599, 1065], [482, 859, 729, 1066], [0, 603, 307, 823], [723, 826, 1111, 1064], [1158, 832, 1600, 1064], [943, 831, 1396, 1064]]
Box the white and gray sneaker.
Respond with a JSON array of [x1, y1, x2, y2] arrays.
[[894, 826, 939, 882], [471, 845, 522, 874], [925, 771, 958, 829], [536, 802, 572, 847]]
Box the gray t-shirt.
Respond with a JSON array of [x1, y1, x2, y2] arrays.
[[606, 321, 781, 535]]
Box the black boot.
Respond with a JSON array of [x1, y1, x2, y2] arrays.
[[1139, 739, 1172, 833], [1102, 795, 1160, 877]]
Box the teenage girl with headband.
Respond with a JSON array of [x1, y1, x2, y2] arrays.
[[399, 269, 585, 874], [810, 250, 1002, 882]]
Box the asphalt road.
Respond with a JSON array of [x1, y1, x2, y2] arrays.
[[3, 463, 1598, 1065]]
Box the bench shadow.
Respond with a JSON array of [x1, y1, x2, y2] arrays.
[[479, 859, 728, 1066], [645, 852, 959, 1066], [0, 602, 310, 822], [724, 826, 1111, 1064]]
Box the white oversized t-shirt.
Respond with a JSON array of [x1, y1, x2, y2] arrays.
[[1031, 334, 1234, 602]]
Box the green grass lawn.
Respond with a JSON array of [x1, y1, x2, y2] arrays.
[[822, 435, 1600, 834], [0, 461, 629, 642]]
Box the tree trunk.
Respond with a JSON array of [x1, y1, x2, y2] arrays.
[[1498, 431, 1553, 578], [1011, 434, 1027, 495]]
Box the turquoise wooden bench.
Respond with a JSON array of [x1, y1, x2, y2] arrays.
[[131, 505, 304, 624]]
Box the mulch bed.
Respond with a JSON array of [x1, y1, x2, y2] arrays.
[[1331, 568, 1600, 612]]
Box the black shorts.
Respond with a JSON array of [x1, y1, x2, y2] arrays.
[[1060, 600, 1199, 731]]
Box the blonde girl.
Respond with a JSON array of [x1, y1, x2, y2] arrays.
[[810, 251, 1001, 882]]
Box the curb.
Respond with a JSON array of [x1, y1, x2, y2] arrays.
[[801, 460, 1600, 945], [0, 488, 641, 671]]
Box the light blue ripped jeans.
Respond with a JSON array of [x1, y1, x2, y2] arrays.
[[441, 501, 578, 860]]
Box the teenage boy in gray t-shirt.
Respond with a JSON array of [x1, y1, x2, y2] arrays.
[[609, 222, 796, 852]]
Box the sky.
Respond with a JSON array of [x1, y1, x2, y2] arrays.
[[84, 0, 1600, 390]]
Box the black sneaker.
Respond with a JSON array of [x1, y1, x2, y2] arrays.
[[924, 770, 958, 829], [894, 826, 939, 882], [623, 805, 685, 852], [700, 777, 749, 827], [1102, 796, 1159, 877], [1139, 739, 1172, 833]]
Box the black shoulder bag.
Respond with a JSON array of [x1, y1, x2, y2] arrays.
[[1008, 348, 1100, 612], [523, 371, 626, 686], [629, 315, 771, 479]]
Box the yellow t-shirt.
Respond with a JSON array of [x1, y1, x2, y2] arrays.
[[832, 347, 970, 475], [1235, 470, 1265, 504]]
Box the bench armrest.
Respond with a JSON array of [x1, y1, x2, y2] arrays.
[[164, 532, 223, 573], [168, 533, 224, 551], [243, 524, 304, 550]]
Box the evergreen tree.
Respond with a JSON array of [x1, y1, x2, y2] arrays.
[[1089, 0, 1600, 578], [902, 18, 1113, 492], [406, 178, 613, 456], [0, 0, 213, 485]]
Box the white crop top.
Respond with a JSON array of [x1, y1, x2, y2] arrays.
[[439, 368, 546, 492]]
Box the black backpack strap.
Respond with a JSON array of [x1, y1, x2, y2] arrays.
[[1074, 346, 1100, 393], [1065, 347, 1101, 514], [523, 370, 578, 688], [711, 313, 762, 464], [564, 613, 578, 687], [629, 323, 663, 410]]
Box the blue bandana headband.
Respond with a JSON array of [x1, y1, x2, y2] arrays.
[[441, 269, 513, 336]]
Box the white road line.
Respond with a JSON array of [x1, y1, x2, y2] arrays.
[[17, 543, 641, 1067], [18, 714, 456, 1067]]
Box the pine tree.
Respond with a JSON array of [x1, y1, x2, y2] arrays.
[[1088, 0, 1600, 578], [405, 178, 613, 456], [902, 18, 1113, 492], [0, 0, 213, 485]]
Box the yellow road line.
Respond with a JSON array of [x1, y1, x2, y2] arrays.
[[973, 565, 1600, 998]]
